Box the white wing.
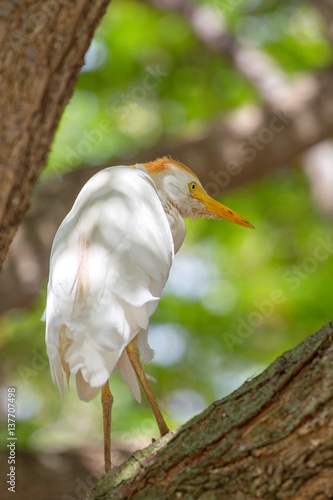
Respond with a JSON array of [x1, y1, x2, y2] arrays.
[[44, 165, 174, 401]]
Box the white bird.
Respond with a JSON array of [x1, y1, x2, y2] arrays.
[[44, 157, 253, 472]]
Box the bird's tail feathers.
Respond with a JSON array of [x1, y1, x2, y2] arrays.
[[50, 324, 123, 402], [48, 326, 155, 404]]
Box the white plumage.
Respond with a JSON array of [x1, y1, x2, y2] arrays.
[[44, 156, 253, 472], [44, 164, 175, 402]]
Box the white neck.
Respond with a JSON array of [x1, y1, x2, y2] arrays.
[[159, 196, 186, 254]]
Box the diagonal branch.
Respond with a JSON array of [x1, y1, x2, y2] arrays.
[[87, 319, 333, 499]]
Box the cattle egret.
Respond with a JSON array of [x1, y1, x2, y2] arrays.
[[44, 157, 254, 472]]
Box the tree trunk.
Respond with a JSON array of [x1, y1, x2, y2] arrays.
[[0, 0, 111, 271], [87, 319, 333, 499]]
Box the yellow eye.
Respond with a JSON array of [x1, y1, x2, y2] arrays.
[[188, 181, 197, 193]]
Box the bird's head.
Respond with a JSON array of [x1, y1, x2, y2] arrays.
[[143, 157, 254, 229]]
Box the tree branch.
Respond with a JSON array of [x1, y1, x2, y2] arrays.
[[0, 0, 111, 271], [87, 319, 333, 499]]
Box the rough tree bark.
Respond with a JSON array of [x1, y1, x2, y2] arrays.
[[86, 319, 333, 500], [0, 0, 111, 271]]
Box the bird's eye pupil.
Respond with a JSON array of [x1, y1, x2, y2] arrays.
[[188, 181, 197, 193]]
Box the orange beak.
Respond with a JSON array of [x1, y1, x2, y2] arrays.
[[193, 186, 254, 229]]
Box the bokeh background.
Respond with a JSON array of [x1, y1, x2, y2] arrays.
[[1, 0, 333, 497]]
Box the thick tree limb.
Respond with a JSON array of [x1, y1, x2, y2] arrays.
[[87, 319, 333, 499], [0, 0, 111, 271]]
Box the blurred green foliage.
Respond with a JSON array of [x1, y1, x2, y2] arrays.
[[1, 0, 332, 451]]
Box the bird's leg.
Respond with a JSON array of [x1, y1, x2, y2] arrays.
[[101, 380, 113, 473], [126, 336, 169, 437]]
